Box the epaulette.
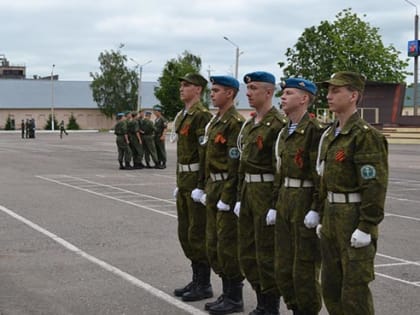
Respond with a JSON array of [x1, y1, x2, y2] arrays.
[[309, 118, 326, 130], [355, 120, 371, 133]]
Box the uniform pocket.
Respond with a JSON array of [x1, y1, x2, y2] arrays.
[[346, 244, 376, 284], [298, 226, 320, 261]]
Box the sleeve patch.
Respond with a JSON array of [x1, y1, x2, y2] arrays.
[[360, 165, 376, 179], [229, 147, 240, 159]]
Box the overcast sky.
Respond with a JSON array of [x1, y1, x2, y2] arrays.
[[1, 0, 417, 82]]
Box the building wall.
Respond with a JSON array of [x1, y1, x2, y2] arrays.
[[0, 108, 115, 130]]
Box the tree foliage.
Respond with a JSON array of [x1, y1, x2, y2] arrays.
[[44, 114, 59, 130], [154, 50, 208, 120], [90, 45, 138, 118], [67, 113, 80, 130], [279, 8, 410, 108]]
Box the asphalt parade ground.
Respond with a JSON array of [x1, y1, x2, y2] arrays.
[[0, 132, 419, 315]]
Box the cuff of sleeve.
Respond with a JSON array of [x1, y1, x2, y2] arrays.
[[357, 221, 375, 234]]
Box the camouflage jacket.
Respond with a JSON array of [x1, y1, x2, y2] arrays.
[[237, 106, 288, 203], [127, 119, 140, 135], [204, 105, 245, 205], [114, 120, 127, 136], [175, 101, 212, 189], [317, 112, 388, 234], [273, 112, 325, 212], [142, 119, 155, 135], [154, 116, 168, 137]]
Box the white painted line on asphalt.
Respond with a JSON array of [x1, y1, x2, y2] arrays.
[[0, 204, 207, 315], [375, 272, 420, 288], [386, 195, 420, 204], [37, 175, 177, 219], [384, 213, 420, 222], [375, 262, 413, 267], [376, 253, 420, 267]]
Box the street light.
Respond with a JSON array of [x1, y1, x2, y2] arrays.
[[223, 36, 243, 79], [405, 0, 419, 116], [51, 64, 55, 131], [130, 58, 152, 112]]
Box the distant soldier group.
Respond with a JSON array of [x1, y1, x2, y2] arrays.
[[21, 118, 36, 139], [114, 105, 167, 170], [171, 71, 388, 315]]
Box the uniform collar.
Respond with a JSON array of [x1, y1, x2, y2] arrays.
[[335, 111, 360, 135]]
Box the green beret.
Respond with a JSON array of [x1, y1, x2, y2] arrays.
[[178, 73, 208, 88], [243, 71, 276, 85], [153, 105, 162, 112], [322, 71, 366, 92]]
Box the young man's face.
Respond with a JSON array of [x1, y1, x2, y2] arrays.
[[179, 81, 201, 102], [210, 84, 233, 109], [246, 82, 272, 109], [326, 85, 358, 113], [280, 88, 307, 116]]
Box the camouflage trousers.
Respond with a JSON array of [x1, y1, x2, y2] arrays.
[[154, 136, 167, 164], [116, 136, 131, 164], [129, 134, 144, 164], [275, 186, 321, 313], [142, 135, 159, 165], [320, 201, 376, 315], [205, 180, 243, 281], [176, 188, 208, 264], [238, 181, 279, 295]]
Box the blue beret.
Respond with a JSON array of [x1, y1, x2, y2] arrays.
[[280, 77, 317, 96], [117, 112, 124, 117], [243, 71, 276, 85], [210, 75, 240, 90], [145, 111, 152, 116]]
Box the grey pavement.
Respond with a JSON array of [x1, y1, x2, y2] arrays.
[[0, 132, 419, 314]]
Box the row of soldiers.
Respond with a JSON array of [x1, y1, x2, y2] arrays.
[[172, 72, 388, 315], [114, 106, 168, 169]]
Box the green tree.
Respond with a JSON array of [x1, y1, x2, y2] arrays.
[[90, 45, 138, 118], [279, 8, 410, 108], [154, 50, 208, 120], [5, 115, 15, 130], [67, 113, 80, 130], [44, 114, 59, 130]]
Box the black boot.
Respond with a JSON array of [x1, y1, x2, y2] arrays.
[[119, 161, 125, 170], [205, 277, 228, 310], [263, 293, 280, 315], [209, 279, 244, 315], [249, 286, 265, 315], [174, 263, 197, 297], [182, 263, 213, 301], [161, 161, 166, 169]]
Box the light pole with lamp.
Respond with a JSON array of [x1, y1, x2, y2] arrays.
[[130, 58, 152, 112], [51, 64, 55, 131], [223, 36, 243, 80], [405, 0, 419, 116]]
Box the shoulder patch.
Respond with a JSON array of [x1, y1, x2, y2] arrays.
[[360, 164, 376, 179], [229, 147, 240, 159]]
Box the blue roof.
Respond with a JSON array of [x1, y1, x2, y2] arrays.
[[0, 79, 280, 110]]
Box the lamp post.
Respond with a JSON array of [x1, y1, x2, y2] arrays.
[[130, 58, 152, 112], [223, 36, 242, 79], [405, 0, 419, 116], [51, 64, 55, 131]]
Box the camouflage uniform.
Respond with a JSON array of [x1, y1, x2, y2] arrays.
[[274, 112, 323, 314], [204, 106, 244, 281], [237, 106, 287, 296], [154, 115, 168, 167], [142, 117, 159, 167], [114, 119, 132, 167], [127, 116, 143, 167], [317, 112, 388, 315]]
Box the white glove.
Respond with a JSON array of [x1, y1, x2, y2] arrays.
[[266, 209, 277, 226], [233, 202, 241, 217], [191, 188, 205, 202], [200, 193, 207, 206], [217, 200, 230, 211], [351, 229, 371, 248], [316, 224, 322, 239], [173, 187, 179, 198], [304, 210, 320, 229]]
